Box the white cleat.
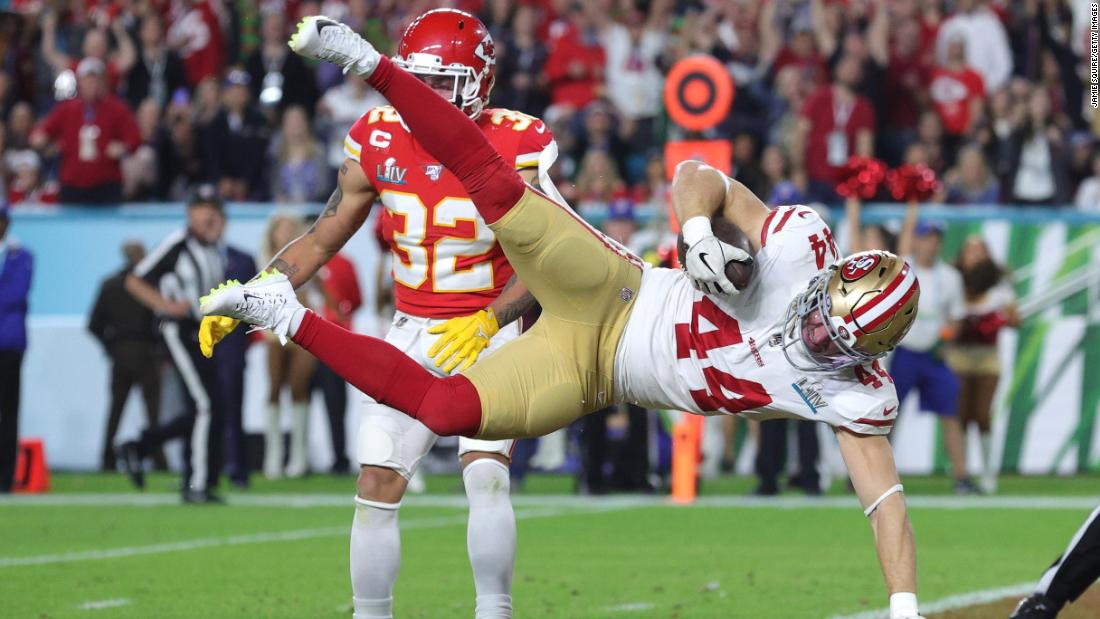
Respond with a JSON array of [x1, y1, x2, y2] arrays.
[[200, 271, 302, 343], [288, 15, 380, 77]]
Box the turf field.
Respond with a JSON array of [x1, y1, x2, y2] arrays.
[[2, 474, 1099, 618]]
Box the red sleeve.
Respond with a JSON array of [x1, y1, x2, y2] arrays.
[[852, 96, 875, 132], [515, 117, 554, 168], [117, 102, 143, 150], [35, 105, 64, 141], [799, 88, 825, 122]]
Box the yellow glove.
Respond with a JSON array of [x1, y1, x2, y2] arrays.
[[426, 308, 499, 374], [199, 315, 240, 358]]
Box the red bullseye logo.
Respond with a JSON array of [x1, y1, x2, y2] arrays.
[[841, 254, 881, 282]]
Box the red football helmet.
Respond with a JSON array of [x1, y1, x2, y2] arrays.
[[394, 9, 496, 119]]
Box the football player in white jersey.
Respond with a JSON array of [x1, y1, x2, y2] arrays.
[[201, 19, 927, 618]]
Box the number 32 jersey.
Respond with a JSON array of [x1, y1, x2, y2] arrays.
[[345, 106, 554, 318], [614, 206, 901, 436]]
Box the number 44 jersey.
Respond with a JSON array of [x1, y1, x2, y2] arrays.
[[614, 205, 901, 436], [345, 105, 555, 319]]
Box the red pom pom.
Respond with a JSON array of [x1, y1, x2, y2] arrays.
[[886, 164, 940, 202], [835, 156, 887, 199]]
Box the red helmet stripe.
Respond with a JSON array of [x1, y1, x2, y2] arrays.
[[845, 263, 910, 323], [847, 267, 918, 336]]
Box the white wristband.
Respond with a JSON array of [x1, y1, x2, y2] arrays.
[[681, 216, 714, 248], [889, 592, 918, 618]]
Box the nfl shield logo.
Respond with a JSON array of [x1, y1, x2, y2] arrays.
[[424, 164, 444, 182]]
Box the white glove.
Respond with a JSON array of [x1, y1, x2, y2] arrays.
[[681, 216, 752, 295], [890, 593, 923, 619]]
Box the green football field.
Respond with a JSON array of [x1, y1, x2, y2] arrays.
[[2, 473, 1099, 619]]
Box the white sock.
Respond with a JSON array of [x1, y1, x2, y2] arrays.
[[286, 402, 310, 477], [287, 308, 308, 338], [351, 496, 401, 619], [263, 404, 283, 479], [980, 433, 996, 488], [464, 459, 515, 619]]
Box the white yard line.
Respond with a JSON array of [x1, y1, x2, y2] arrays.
[[2, 493, 1095, 510], [0, 504, 633, 569], [603, 602, 656, 613], [828, 581, 1035, 619], [77, 598, 131, 611]]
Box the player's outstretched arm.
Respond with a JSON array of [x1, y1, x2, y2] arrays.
[[265, 159, 377, 288], [835, 429, 924, 619]]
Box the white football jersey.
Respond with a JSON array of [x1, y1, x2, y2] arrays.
[[614, 205, 900, 435]]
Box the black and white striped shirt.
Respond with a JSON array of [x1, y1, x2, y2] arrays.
[[134, 229, 224, 327]]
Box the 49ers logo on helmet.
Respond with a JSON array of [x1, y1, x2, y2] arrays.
[[841, 254, 882, 282]]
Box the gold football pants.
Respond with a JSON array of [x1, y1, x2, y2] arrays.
[[462, 189, 642, 439]]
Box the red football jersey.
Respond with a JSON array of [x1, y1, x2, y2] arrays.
[[345, 106, 555, 319]]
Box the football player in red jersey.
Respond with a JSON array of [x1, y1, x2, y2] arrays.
[[201, 10, 554, 619]]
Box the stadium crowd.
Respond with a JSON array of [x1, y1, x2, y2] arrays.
[[0, 0, 1096, 212], [1, 0, 1099, 496]]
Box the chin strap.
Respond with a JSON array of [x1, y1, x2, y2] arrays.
[[864, 483, 904, 517]]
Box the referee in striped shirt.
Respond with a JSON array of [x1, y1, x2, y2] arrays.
[[118, 187, 226, 503]]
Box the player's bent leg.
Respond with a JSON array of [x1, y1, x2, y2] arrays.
[[460, 450, 515, 619], [487, 188, 643, 325], [462, 317, 605, 440], [291, 311, 483, 437]]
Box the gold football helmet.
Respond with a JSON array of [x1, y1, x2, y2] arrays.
[[781, 250, 919, 372]]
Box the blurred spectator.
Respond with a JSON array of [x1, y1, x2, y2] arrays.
[[765, 15, 827, 87], [313, 250, 362, 474], [245, 11, 319, 117], [573, 150, 624, 220], [544, 3, 605, 111], [202, 69, 270, 201], [946, 235, 1018, 494], [30, 58, 141, 205], [125, 13, 189, 110], [216, 239, 258, 488], [260, 213, 317, 479], [120, 99, 161, 200], [167, 0, 227, 87], [930, 35, 985, 164], [572, 101, 629, 178], [755, 419, 819, 496], [602, 194, 636, 248], [730, 133, 767, 198], [5, 149, 58, 205], [270, 105, 330, 203], [40, 11, 137, 94], [945, 144, 999, 204], [813, 0, 889, 111], [6, 103, 35, 150], [914, 111, 947, 174], [1075, 150, 1100, 212], [1005, 89, 1071, 205], [935, 0, 1012, 93], [760, 144, 807, 207], [88, 240, 165, 472], [494, 3, 550, 117], [894, 218, 974, 494], [0, 205, 31, 493], [881, 19, 930, 164], [156, 99, 205, 200], [792, 54, 876, 203], [766, 66, 808, 159], [600, 4, 667, 157], [317, 74, 385, 172]]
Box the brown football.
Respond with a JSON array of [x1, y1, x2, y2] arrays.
[[677, 214, 756, 290]]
